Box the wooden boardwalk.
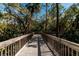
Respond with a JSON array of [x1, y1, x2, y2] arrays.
[[15, 34, 53, 56]]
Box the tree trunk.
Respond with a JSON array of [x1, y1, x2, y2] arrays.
[[45, 3, 48, 32], [28, 12, 32, 33], [56, 3, 59, 37]]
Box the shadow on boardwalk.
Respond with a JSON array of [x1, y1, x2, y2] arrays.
[[15, 34, 53, 56]]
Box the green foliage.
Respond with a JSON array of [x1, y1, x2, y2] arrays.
[[0, 23, 20, 42], [0, 3, 79, 44], [0, 3, 41, 42]]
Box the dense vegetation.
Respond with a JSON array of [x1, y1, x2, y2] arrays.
[[0, 3, 79, 43]]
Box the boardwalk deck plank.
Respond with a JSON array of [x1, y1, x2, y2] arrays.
[[15, 34, 53, 56]]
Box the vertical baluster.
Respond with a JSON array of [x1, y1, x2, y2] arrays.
[[60, 44, 63, 56], [23, 38, 24, 45], [14, 43, 15, 56], [71, 49, 73, 56], [2, 48, 6, 56], [14, 43, 16, 55], [18, 40, 20, 50], [76, 51, 78, 56], [54, 40, 55, 49], [22, 39, 24, 46], [20, 39, 23, 48], [54, 40, 56, 50], [16, 41, 18, 52], [53, 40, 54, 46], [12, 44, 14, 56], [56, 41, 57, 51], [15, 42, 17, 54], [60, 43, 62, 56], [5, 48, 7, 56], [55, 41, 57, 51], [53, 40, 54, 49], [7, 46, 10, 56], [16, 42, 18, 53], [9, 45, 11, 56], [25, 38, 26, 44], [52, 40, 53, 48], [63, 45, 65, 56], [19, 40, 21, 49], [20, 40, 21, 48], [3, 49, 5, 56], [17, 41, 19, 51], [25, 38, 27, 43], [24, 38, 25, 45], [58, 42, 60, 55], [65, 46, 66, 56], [11, 44, 13, 56], [60, 44, 62, 56], [23, 38, 24, 46], [62, 44, 64, 56], [25, 38, 26, 43], [1, 49, 3, 56], [17, 41, 19, 52], [66, 46, 68, 56], [18, 41, 19, 51], [55, 41, 58, 51], [24, 38, 25, 44], [23, 39, 24, 45], [22, 38, 24, 46], [64, 45, 65, 56], [21, 40, 23, 46], [68, 47, 70, 56], [0, 49, 1, 56]]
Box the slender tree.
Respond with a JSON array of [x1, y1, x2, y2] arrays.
[[26, 3, 41, 33], [45, 3, 48, 32], [56, 3, 59, 37]]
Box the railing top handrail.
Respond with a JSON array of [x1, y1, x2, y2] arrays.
[[0, 33, 32, 49], [43, 33, 79, 51]]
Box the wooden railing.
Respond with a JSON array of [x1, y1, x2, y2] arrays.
[[42, 33, 79, 56], [0, 33, 33, 56]]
